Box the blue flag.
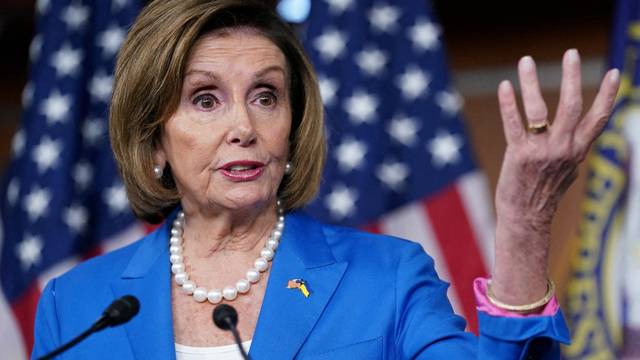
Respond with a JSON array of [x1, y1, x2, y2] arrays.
[[0, 0, 141, 357]]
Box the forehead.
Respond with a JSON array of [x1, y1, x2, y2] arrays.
[[186, 27, 287, 73]]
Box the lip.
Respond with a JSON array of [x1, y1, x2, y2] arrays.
[[217, 160, 266, 182]]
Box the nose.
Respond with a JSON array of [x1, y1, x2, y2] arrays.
[[226, 103, 257, 147]]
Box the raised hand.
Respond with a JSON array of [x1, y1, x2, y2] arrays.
[[490, 49, 620, 306]]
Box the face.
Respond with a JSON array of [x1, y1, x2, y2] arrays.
[[155, 29, 291, 213]]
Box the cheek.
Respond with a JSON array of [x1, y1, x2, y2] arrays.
[[163, 116, 220, 168], [266, 120, 291, 159], [250, 102, 290, 150]]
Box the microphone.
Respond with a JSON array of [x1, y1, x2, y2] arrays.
[[213, 304, 250, 360], [38, 295, 140, 360]]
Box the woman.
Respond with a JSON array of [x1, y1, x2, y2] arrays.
[[31, 0, 620, 359]]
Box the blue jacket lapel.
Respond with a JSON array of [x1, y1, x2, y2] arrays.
[[250, 213, 348, 359], [106, 211, 346, 360], [111, 215, 176, 360]]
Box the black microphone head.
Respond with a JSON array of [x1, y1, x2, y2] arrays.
[[103, 295, 140, 327], [213, 304, 238, 331]]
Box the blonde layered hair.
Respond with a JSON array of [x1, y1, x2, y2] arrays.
[[109, 0, 326, 223]]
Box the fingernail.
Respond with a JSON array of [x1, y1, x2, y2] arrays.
[[519, 56, 534, 71], [498, 80, 511, 94], [610, 68, 620, 83], [567, 49, 579, 64]]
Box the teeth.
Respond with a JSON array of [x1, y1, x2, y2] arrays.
[[229, 165, 254, 171]]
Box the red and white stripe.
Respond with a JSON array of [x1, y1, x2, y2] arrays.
[[377, 171, 494, 333], [0, 222, 146, 359]]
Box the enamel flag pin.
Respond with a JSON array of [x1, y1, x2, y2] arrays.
[[287, 278, 310, 298]]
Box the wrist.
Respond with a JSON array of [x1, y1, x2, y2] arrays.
[[492, 226, 550, 304], [486, 278, 555, 314]]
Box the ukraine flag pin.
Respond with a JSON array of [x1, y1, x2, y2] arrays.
[[287, 278, 310, 298]]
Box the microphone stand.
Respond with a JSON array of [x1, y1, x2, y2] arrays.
[[213, 304, 250, 360], [38, 321, 105, 360], [37, 295, 140, 360], [226, 317, 249, 360]]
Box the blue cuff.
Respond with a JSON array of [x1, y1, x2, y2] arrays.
[[478, 309, 570, 359]]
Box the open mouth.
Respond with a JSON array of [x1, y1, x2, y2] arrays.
[[219, 161, 265, 181], [226, 164, 259, 172]]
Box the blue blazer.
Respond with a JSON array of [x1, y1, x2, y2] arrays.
[[32, 211, 569, 359]]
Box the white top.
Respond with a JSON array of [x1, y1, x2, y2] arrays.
[[175, 340, 252, 360]]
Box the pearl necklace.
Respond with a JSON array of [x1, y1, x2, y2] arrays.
[[169, 203, 284, 304]]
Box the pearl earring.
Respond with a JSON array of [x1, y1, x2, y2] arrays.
[[153, 165, 164, 179], [284, 162, 293, 175]]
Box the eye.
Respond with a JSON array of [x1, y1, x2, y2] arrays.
[[193, 93, 218, 109], [255, 92, 277, 107]]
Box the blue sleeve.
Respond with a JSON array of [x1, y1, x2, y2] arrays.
[[31, 279, 61, 360], [477, 310, 570, 359], [395, 242, 570, 359]]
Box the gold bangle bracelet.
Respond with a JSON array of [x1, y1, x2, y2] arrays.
[[486, 278, 555, 314]]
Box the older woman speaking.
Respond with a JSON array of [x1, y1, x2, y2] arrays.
[[31, 0, 620, 359]]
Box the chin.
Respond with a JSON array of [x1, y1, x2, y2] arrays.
[[213, 189, 275, 211]]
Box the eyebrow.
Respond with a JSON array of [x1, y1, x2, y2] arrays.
[[184, 69, 220, 81], [254, 65, 287, 80], [185, 65, 286, 80]]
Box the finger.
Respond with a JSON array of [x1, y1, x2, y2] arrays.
[[518, 56, 548, 128], [576, 68, 620, 149], [497, 80, 525, 144], [554, 49, 583, 133]]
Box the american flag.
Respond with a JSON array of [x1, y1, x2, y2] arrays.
[[0, 0, 143, 358], [300, 0, 494, 332], [0, 0, 495, 357]]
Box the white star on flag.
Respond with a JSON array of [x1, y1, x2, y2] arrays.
[[427, 131, 463, 167], [23, 186, 52, 222], [112, 0, 129, 10], [51, 43, 83, 77], [63, 205, 89, 233], [387, 114, 420, 146], [313, 28, 348, 62], [376, 161, 410, 191], [40, 90, 71, 124], [355, 47, 388, 76], [325, 184, 358, 220], [7, 178, 20, 207], [16, 234, 44, 270], [82, 118, 106, 145], [12, 130, 25, 157], [324, 0, 354, 14], [32, 136, 63, 173], [73, 162, 93, 190], [318, 76, 339, 107], [343, 90, 378, 124], [61, 3, 90, 30], [408, 18, 441, 51], [29, 35, 42, 63], [104, 183, 129, 213], [98, 25, 126, 56], [435, 90, 463, 116], [22, 82, 34, 107], [368, 4, 401, 33], [396, 65, 430, 100], [335, 137, 368, 172], [89, 72, 114, 102], [36, 0, 50, 15]]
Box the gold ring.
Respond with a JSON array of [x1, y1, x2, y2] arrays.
[[527, 121, 549, 134]]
